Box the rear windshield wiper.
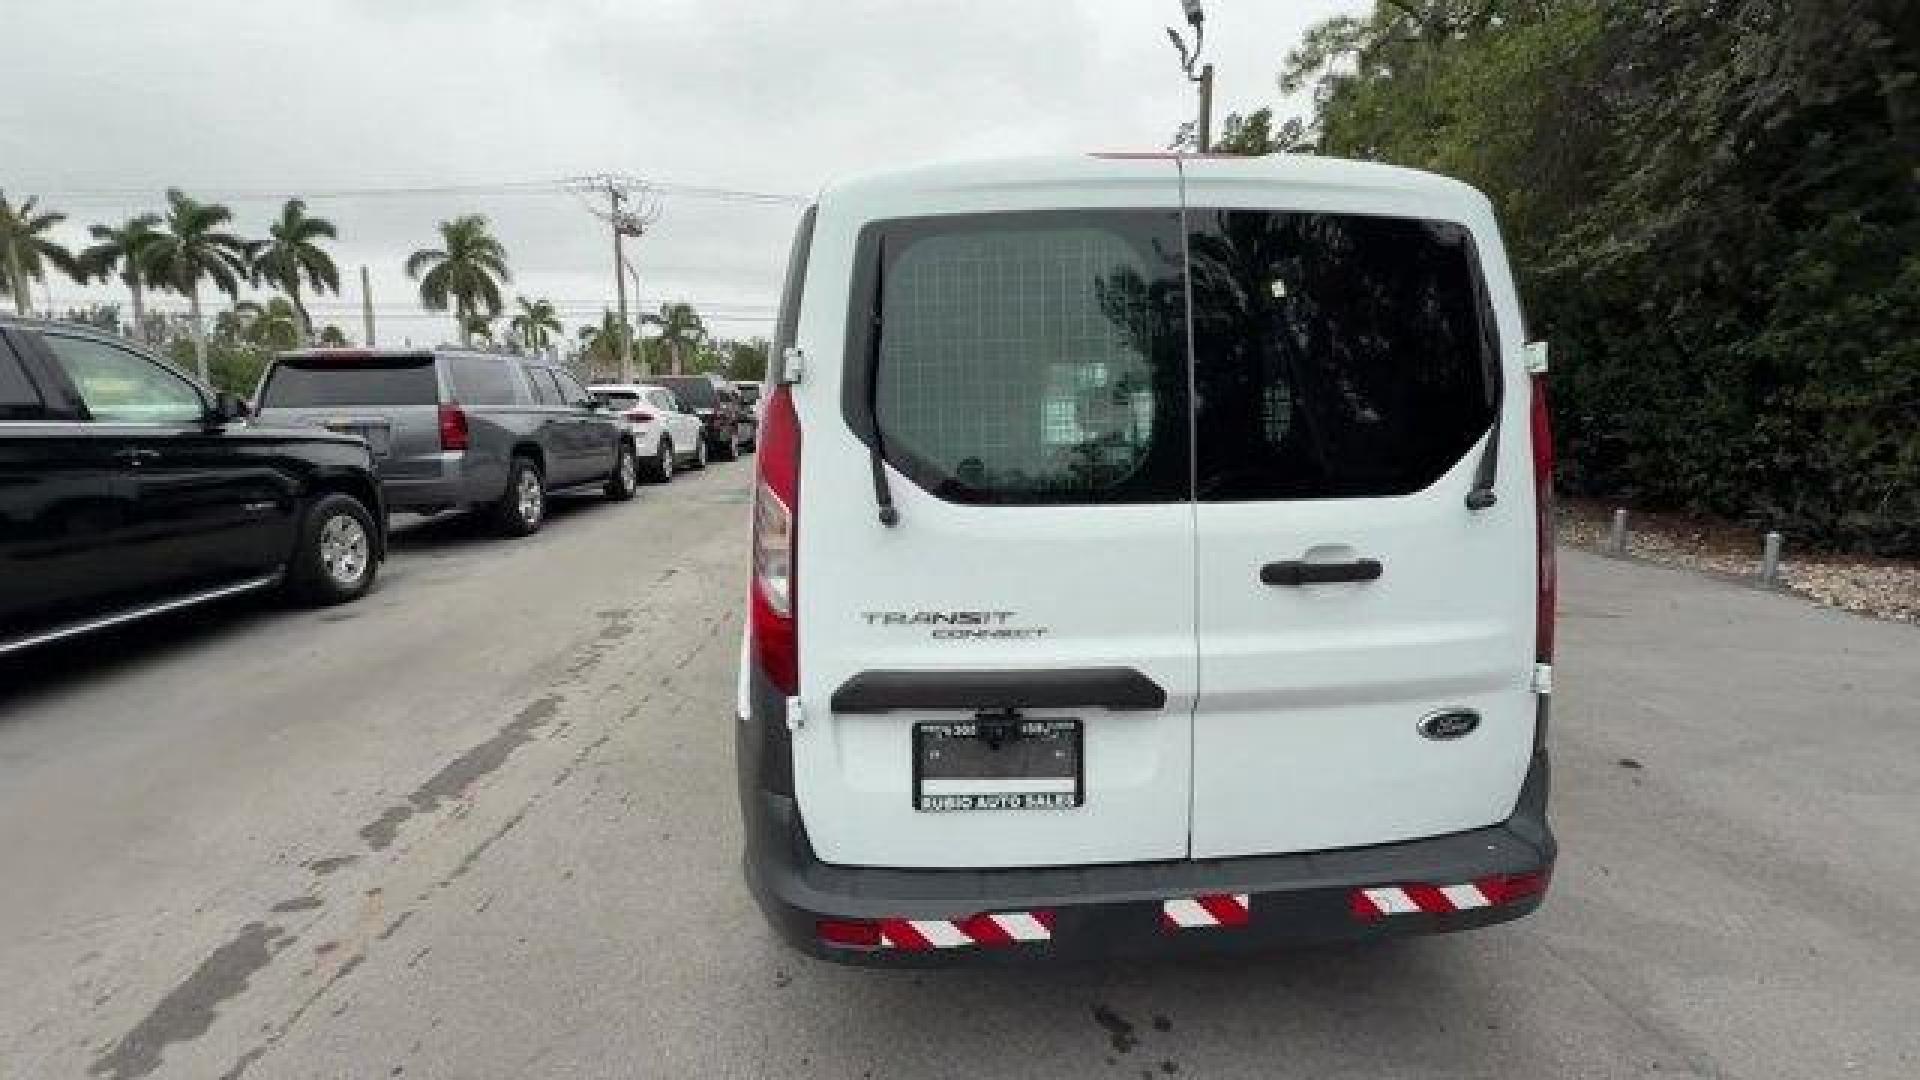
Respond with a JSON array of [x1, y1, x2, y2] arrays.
[[867, 239, 899, 527], [1465, 276, 1503, 511]]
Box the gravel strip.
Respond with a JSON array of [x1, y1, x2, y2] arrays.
[[1558, 500, 1919, 625]]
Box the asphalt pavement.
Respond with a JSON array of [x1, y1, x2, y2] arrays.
[[1, 462, 1915, 1079]]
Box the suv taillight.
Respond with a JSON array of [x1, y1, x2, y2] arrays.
[[1530, 374, 1556, 664], [751, 385, 800, 694], [439, 402, 470, 452]]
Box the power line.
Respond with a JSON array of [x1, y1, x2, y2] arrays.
[[26, 176, 808, 206]]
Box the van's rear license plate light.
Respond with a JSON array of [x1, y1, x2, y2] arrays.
[[913, 719, 1083, 812]]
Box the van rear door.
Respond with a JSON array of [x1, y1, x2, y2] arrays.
[[1182, 171, 1539, 858], [794, 162, 1197, 869]]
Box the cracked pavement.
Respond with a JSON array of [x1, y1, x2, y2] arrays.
[[2, 464, 1916, 1079]]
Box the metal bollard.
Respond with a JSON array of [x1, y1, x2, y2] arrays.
[[1760, 531, 1784, 586], [1609, 508, 1629, 555]]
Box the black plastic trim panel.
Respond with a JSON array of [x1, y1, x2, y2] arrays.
[[830, 667, 1167, 714]]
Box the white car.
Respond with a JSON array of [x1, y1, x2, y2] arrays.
[[589, 383, 708, 481], [738, 153, 1557, 964]]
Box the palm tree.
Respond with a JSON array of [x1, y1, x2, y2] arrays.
[[461, 311, 496, 346], [509, 296, 562, 355], [235, 297, 302, 352], [405, 214, 510, 346], [0, 192, 82, 317], [577, 308, 636, 378], [250, 198, 339, 346], [142, 189, 251, 381], [648, 302, 708, 375], [77, 214, 163, 340]]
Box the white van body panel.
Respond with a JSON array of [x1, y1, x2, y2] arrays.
[[790, 156, 1197, 868], [778, 153, 1539, 870], [1180, 158, 1538, 858]]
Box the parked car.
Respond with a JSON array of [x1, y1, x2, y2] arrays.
[[0, 318, 386, 656], [654, 374, 752, 460], [735, 379, 764, 424], [589, 382, 709, 480], [252, 350, 638, 536], [738, 154, 1556, 963]]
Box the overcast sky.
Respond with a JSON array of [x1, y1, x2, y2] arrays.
[[3, 0, 1362, 347]]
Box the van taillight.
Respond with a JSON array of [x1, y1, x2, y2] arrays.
[[1530, 374, 1556, 664], [751, 385, 800, 694], [439, 403, 470, 452]]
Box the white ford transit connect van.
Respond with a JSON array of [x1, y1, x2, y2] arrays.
[[738, 153, 1556, 962]]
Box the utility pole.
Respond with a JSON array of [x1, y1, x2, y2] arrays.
[[609, 181, 629, 380], [1197, 63, 1214, 152], [1167, 1, 1212, 152], [359, 265, 376, 347], [567, 175, 662, 382]]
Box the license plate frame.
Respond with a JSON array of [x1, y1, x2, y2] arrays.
[[912, 718, 1084, 812]]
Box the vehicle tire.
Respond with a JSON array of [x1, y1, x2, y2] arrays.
[[494, 454, 546, 536], [290, 492, 379, 606], [646, 438, 675, 483], [714, 427, 740, 462], [689, 435, 709, 471], [605, 440, 640, 501]]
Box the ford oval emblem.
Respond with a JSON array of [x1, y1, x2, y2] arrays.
[[1419, 709, 1481, 741]]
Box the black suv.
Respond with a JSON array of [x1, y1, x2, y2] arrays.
[[0, 318, 386, 656], [654, 374, 754, 460]]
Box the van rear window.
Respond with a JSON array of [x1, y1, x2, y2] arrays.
[[849, 211, 1190, 505], [261, 356, 438, 408], [847, 208, 1495, 506], [1189, 211, 1496, 501]]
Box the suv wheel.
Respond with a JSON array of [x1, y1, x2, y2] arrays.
[[605, 441, 640, 501], [647, 438, 675, 483], [495, 455, 546, 536], [291, 492, 378, 605], [689, 435, 709, 471]]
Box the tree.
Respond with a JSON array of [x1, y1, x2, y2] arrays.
[[235, 297, 302, 352], [510, 296, 562, 354], [250, 198, 340, 346], [77, 214, 163, 339], [462, 311, 496, 346], [648, 302, 707, 375], [723, 337, 771, 381], [142, 188, 251, 381], [405, 214, 510, 346], [316, 324, 350, 347], [1280, 0, 1920, 554], [1204, 109, 1316, 156], [577, 308, 636, 378], [0, 192, 81, 316]]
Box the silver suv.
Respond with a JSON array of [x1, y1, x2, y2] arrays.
[[254, 349, 639, 535]]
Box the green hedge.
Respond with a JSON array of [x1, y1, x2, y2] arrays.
[[1288, 0, 1920, 554]]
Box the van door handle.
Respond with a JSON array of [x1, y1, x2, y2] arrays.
[[1260, 558, 1383, 586], [114, 448, 161, 467]]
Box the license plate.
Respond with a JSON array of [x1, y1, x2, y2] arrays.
[[913, 719, 1083, 812]]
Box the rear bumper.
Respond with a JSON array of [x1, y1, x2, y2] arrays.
[[741, 694, 1555, 966], [379, 453, 496, 512]]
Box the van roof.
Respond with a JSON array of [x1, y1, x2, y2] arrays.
[[818, 152, 1492, 219]]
